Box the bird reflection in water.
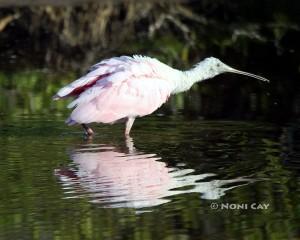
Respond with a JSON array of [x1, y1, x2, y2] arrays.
[[55, 137, 254, 208]]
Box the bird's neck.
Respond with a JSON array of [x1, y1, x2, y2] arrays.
[[172, 61, 216, 94]]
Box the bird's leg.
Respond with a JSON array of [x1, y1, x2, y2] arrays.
[[82, 124, 94, 137], [125, 136, 135, 154], [125, 117, 135, 136]]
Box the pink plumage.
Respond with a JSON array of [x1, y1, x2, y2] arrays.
[[54, 55, 175, 136], [69, 76, 172, 124], [54, 55, 268, 136]]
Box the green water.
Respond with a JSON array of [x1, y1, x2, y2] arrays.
[[1, 108, 300, 239]]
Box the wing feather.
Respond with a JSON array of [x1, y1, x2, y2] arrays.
[[54, 55, 175, 124], [69, 76, 172, 124], [54, 56, 135, 99]]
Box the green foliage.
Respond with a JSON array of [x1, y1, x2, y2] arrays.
[[0, 71, 75, 116]]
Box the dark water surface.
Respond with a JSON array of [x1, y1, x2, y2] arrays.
[[1, 112, 300, 239]]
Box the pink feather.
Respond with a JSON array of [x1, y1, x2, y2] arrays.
[[55, 56, 174, 125]]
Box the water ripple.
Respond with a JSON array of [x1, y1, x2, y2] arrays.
[[55, 138, 254, 209]]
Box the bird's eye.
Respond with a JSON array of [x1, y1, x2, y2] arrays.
[[216, 63, 221, 67]]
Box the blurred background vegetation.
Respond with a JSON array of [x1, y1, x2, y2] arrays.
[[0, 0, 300, 121]]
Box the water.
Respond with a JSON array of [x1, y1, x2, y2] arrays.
[[1, 112, 300, 239]]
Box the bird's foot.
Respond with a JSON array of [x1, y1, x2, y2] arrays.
[[125, 135, 135, 153], [84, 131, 94, 141], [82, 124, 94, 139]]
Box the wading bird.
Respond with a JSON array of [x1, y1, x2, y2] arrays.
[[53, 55, 269, 137]]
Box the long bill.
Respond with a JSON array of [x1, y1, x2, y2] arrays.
[[229, 68, 269, 82]]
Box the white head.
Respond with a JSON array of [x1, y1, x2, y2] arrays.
[[199, 57, 269, 82]]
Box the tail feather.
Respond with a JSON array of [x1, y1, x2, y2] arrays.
[[65, 118, 78, 126], [52, 94, 60, 100]]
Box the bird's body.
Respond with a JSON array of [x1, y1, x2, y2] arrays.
[[54, 55, 268, 136]]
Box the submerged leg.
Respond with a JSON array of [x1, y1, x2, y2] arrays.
[[125, 136, 135, 154], [82, 124, 94, 137], [125, 117, 135, 136]]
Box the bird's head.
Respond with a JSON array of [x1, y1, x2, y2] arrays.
[[202, 57, 269, 82]]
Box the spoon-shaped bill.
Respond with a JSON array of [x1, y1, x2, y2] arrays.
[[229, 68, 269, 82]]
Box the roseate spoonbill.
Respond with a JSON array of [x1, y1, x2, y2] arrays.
[[53, 55, 269, 136]]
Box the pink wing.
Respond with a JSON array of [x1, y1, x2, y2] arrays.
[[58, 56, 173, 124], [69, 77, 172, 124], [54, 56, 133, 99]]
